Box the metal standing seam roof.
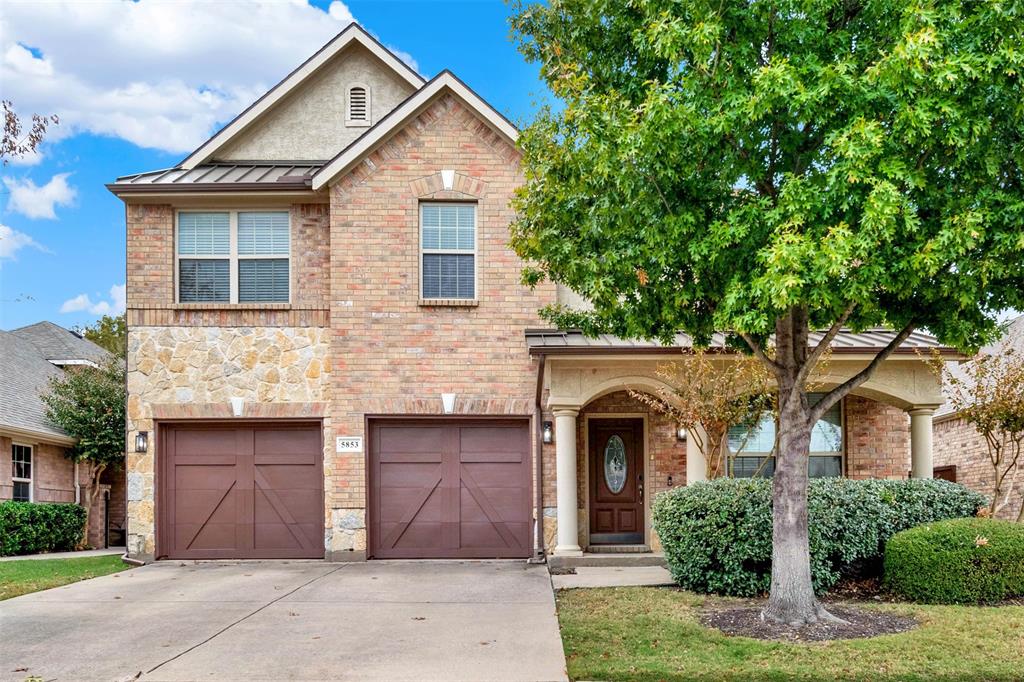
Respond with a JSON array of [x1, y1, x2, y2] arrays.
[[107, 162, 323, 193], [525, 328, 957, 355]]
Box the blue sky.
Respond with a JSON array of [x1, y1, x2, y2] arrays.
[[0, 0, 548, 330]]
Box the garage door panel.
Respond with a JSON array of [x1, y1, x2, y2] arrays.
[[160, 422, 323, 560], [370, 419, 531, 559], [378, 487, 443, 522], [173, 428, 240, 456], [377, 426, 444, 453], [459, 487, 528, 523], [255, 465, 321, 489], [253, 427, 320, 456], [378, 462, 444, 487]]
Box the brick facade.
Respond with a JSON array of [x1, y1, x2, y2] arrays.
[[934, 415, 1022, 520], [0, 434, 126, 549]]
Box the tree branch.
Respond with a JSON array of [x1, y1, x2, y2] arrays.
[[795, 302, 856, 387], [808, 319, 918, 423], [740, 332, 785, 374]]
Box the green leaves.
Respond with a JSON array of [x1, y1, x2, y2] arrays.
[[510, 0, 1024, 349], [42, 357, 125, 468]]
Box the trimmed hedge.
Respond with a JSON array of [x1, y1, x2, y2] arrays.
[[884, 518, 1024, 604], [652, 477, 986, 596], [0, 501, 86, 556]]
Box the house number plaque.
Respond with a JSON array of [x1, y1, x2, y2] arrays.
[[336, 436, 363, 453]]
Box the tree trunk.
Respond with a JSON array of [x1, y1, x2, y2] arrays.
[[78, 462, 106, 549], [760, 310, 842, 625]]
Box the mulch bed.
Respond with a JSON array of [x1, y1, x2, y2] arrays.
[[702, 603, 918, 642]]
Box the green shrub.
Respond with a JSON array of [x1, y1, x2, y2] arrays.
[[0, 501, 86, 556], [652, 477, 986, 597], [884, 517, 1024, 604]]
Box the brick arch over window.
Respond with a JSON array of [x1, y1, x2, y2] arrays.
[[409, 171, 488, 201]]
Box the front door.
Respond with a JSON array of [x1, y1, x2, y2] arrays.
[[588, 418, 644, 545]]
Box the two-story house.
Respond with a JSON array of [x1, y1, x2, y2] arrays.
[[111, 24, 957, 564]]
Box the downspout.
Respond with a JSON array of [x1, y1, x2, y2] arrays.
[[74, 460, 80, 504], [532, 353, 547, 562]]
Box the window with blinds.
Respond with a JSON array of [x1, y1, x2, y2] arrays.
[[421, 203, 476, 300], [347, 84, 370, 125], [176, 210, 290, 303], [727, 394, 844, 479]]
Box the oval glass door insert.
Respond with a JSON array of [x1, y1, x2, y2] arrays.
[[604, 435, 627, 494]]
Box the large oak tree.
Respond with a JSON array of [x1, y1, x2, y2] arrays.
[[510, 0, 1024, 624]]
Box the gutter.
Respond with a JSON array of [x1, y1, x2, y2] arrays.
[[531, 353, 547, 563]]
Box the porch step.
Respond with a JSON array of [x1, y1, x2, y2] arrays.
[[586, 544, 651, 554], [548, 552, 668, 570]]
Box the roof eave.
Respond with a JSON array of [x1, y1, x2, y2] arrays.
[[0, 424, 76, 447], [106, 182, 319, 197]]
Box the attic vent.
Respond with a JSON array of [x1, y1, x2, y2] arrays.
[[347, 85, 370, 126]]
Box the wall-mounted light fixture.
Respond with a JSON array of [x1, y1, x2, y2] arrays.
[[135, 431, 149, 453], [542, 421, 554, 444], [676, 426, 688, 443]]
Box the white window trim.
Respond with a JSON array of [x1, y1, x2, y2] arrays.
[[419, 202, 478, 302], [346, 82, 371, 127], [174, 209, 292, 304], [11, 442, 32, 502], [728, 396, 846, 477]]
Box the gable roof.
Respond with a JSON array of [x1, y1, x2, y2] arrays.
[[0, 331, 73, 443], [179, 23, 424, 170], [936, 314, 1024, 419], [8, 321, 110, 366], [311, 70, 519, 190]]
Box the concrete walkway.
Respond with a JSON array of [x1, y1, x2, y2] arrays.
[[0, 547, 125, 562], [0, 560, 567, 682], [551, 566, 674, 590]]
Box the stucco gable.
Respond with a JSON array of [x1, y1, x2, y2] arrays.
[[215, 44, 417, 162], [181, 23, 423, 168]]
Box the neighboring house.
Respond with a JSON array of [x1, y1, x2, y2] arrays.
[[0, 321, 125, 548], [933, 315, 1024, 520], [109, 24, 957, 564]]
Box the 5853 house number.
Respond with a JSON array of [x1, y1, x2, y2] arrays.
[[335, 436, 363, 453]]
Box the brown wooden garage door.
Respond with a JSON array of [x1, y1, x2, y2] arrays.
[[369, 419, 532, 559], [158, 422, 323, 560]]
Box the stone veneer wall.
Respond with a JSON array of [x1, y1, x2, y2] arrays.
[[125, 326, 331, 560], [934, 415, 1022, 520]]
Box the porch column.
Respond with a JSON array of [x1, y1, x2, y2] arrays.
[[553, 407, 583, 556], [909, 407, 936, 479], [686, 422, 708, 483]]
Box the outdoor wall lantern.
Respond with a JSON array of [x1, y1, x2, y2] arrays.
[[542, 421, 554, 444], [676, 426, 688, 443], [135, 431, 149, 453]]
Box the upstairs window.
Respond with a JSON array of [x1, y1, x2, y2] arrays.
[[346, 84, 370, 126], [420, 203, 476, 301], [727, 394, 844, 478], [177, 211, 290, 304], [12, 443, 32, 502]]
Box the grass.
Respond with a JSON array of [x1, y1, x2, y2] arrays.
[[0, 554, 131, 600], [556, 586, 1024, 681]]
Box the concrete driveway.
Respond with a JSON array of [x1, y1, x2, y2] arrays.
[[0, 560, 567, 682]]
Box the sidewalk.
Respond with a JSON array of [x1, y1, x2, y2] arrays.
[[0, 547, 125, 562], [551, 565, 674, 589]]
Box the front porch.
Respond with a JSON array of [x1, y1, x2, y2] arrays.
[[531, 333, 952, 559]]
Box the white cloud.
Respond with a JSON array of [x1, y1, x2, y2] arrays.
[[3, 173, 76, 219], [0, 223, 51, 260], [0, 0, 420, 155], [60, 283, 126, 315]]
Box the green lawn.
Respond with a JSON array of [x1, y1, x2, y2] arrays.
[[0, 555, 131, 600], [556, 587, 1024, 681]]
